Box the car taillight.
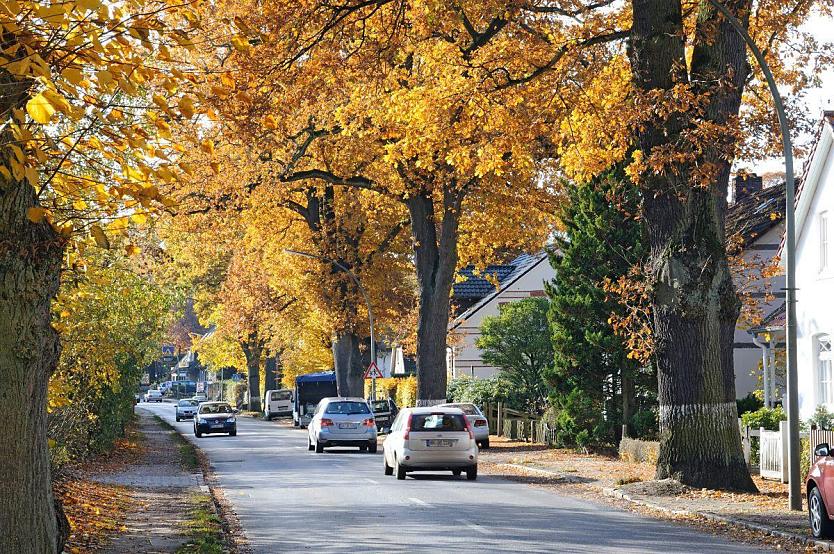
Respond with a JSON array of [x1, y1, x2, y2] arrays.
[[321, 418, 334, 427], [363, 418, 375, 428], [403, 414, 412, 440], [474, 418, 487, 427], [464, 418, 474, 440]]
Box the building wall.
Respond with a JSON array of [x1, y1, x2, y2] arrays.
[[732, 223, 786, 399], [796, 139, 834, 419], [449, 257, 554, 379]]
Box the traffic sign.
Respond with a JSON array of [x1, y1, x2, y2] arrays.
[[364, 361, 383, 379]]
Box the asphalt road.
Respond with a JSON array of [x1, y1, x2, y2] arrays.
[[140, 403, 767, 553]]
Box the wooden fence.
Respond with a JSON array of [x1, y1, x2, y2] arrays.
[[482, 402, 554, 444]]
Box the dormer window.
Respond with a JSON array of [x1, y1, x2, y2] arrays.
[[821, 212, 829, 273]]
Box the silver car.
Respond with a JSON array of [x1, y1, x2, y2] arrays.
[[383, 407, 478, 480], [175, 398, 199, 421], [440, 403, 490, 448], [307, 398, 377, 453]]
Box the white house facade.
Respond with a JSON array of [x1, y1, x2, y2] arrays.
[[447, 252, 555, 379]]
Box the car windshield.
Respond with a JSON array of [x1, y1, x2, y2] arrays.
[[447, 404, 479, 415], [178, 400, 198, 407], [271, 391, 291, 401], [199, 403, 232, 414], [411, 413, 467, 431], [371, 401, 389, 412], [324, 401, 370, 415]]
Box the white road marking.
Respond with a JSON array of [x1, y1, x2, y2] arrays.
[[408, 497, 429, 507], [363, 478, 379, 484], [457, 519, 491, 535]]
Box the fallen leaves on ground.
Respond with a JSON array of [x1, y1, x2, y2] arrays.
[[54, 478, 137, 553]]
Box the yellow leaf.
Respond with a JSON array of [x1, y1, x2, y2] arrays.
[[263, 114, 278, 130], [220, 72, 235, 88], [131, 212, 147, 224], [76, 0, 101, 12], [125, 244, 141, 256], [210, 161, 220, 174], [230, 35, 251, 52], [96, 70, 113, 86], [200, 140, 215, 155], [26, 93, 56, 124], [62, 67, 83, 86], [90, 225, 109, 248], [27, 206, 46, 223], [178, 96, 196, 119]]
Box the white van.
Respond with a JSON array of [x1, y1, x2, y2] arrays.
[[264, 389, 293, 420]]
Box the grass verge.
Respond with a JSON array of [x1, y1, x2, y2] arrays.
[[152, 415, 199, 471], [176, 493, 226, 554]]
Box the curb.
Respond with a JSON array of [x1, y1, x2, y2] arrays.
[[602, 487, 834, 552]]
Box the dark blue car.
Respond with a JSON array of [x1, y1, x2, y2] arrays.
[[194, 401, 237, 437]]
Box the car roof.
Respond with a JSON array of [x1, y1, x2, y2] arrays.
[[295, 371, 336, 383], [320, 397, 367, 403], [404, 406, 466, 415], [199, 401, 230, 406]]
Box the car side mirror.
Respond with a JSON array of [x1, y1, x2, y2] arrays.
[[815, 443, 831, 457]]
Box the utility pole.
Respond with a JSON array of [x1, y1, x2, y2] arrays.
[[706, 0, 800, 510], [284, 249, 377, 401]]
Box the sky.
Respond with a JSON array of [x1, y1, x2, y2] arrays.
[[751, 13, 834, 175]]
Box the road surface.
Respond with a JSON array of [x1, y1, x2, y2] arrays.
[[140, 403, 767, 553]]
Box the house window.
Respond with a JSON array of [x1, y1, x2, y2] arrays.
[[821, 212, 829, 272], [819, 335, 834, 406]]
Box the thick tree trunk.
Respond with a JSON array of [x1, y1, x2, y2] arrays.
[[622, 372, 633, 438], [0, 154, 64, 551], [630, 0, 756, 490], [264, 354, 276, 392], [406, 186, 463, 406], [332, 330, 365, 397], [241, 336, 262, 412]]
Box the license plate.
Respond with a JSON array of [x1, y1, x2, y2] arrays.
[[339, 423, 357, 429], [211, 423, 223, 428], [426, 439, 454, 447]]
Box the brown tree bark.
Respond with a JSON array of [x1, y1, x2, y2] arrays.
[[630, 0, 756, 490], [241, 334, 263, 412], [332, 331, 365, 397], [0, 131, 64, 551], [406, 185, 464, 405]]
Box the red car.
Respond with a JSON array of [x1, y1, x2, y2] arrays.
[[808, 442, 834, 538]]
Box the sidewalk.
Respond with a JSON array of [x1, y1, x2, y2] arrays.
[[56, 409, 226, 553], [479, 437, 823, 551]]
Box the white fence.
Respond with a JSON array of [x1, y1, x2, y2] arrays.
[[759, 421, 789, 482]]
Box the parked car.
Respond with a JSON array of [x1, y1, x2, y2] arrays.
[[264, 389, 293, 420], [369, 398, 398, 432], [439, 402, 490, 448], [194, 402, 237, 437], [144, 389, 163, 403], [307, 398, 376, 453], [383, 407, 478, 480], [176, 398, 200, 421], [808, 442, 834, 537]]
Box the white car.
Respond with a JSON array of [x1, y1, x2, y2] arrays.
[[175, 398, 199, 421], [144, 389, 163, 402], [383, 407, 478, 480], [263, 389, 293, 420], [307, 397, 377, 453], [439, 403, 490, 448]]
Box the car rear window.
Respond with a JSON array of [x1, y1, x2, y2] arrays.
[[324, 401, 370, 415], [371, 401, 389, 412], [271, 391, 291, 401], [178, 400, 198, 406], [199, 403, 232, 414], [411, 413, 467, 431]]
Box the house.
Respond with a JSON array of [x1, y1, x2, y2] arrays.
[[784, 111, 834, 419], [726, 174, 787, 400], [447, 252, 555, 379]]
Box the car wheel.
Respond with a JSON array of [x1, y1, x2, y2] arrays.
[[195, 430, 202, 438], [395, 456, 406, 480], [229, 430, 237, 437], [315, 439, 324, 453], [480, 439, 490, 449], [368, 442, 378, 454], [175, 416, 180, 422], [384, 454, 394, 476], [810, 487, 834, 538], [466, 465, 478, 481], [452, 470, 462, 476], [308, 436, 314, 451]]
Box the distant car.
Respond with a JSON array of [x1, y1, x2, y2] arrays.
[[383, 407, 478, 480], [369, 398, 398, 432], [439, 403, 490, 448], [808, 442, 834, 537], [307, 398, 377, 453], [176, 399, 199, 421], [144, 390, 163, 403], [194, 402, 237, 438], [263, 389, 293, 420]]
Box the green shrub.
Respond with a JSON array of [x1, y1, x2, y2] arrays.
[[809, 405, 834, 431], [629, 409, 659, 440], [740, 406, 786, 431], [447, 376, 526, 412], [546, 387, 612, 448], [736, 393, 764, 416]]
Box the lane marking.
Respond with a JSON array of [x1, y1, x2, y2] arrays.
[[457, 519, 491, 535], [408, 497, 429, 507], [364, 478, 379, 484]]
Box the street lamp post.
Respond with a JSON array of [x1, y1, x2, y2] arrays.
[[284, 249, 378, 401], [705, 0, 801, 510]]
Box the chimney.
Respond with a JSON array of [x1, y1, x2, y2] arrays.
[[733, 173, 763, 203]]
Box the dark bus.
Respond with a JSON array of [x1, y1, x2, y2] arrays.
[[293, 372, 337, 427]]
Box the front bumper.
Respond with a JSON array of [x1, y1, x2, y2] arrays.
[[177, 412, 195, 419], [195, 420, 236, 434]]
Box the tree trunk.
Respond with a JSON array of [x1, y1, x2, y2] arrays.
[[0, 148, 64, 552], [264, 354, 276, 393], [332, 330, 365, 397], [241, 336, 262, 412], [406, 185, 463, 406], [622, 372, 633, 438], [630, 0, 756, 490]]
